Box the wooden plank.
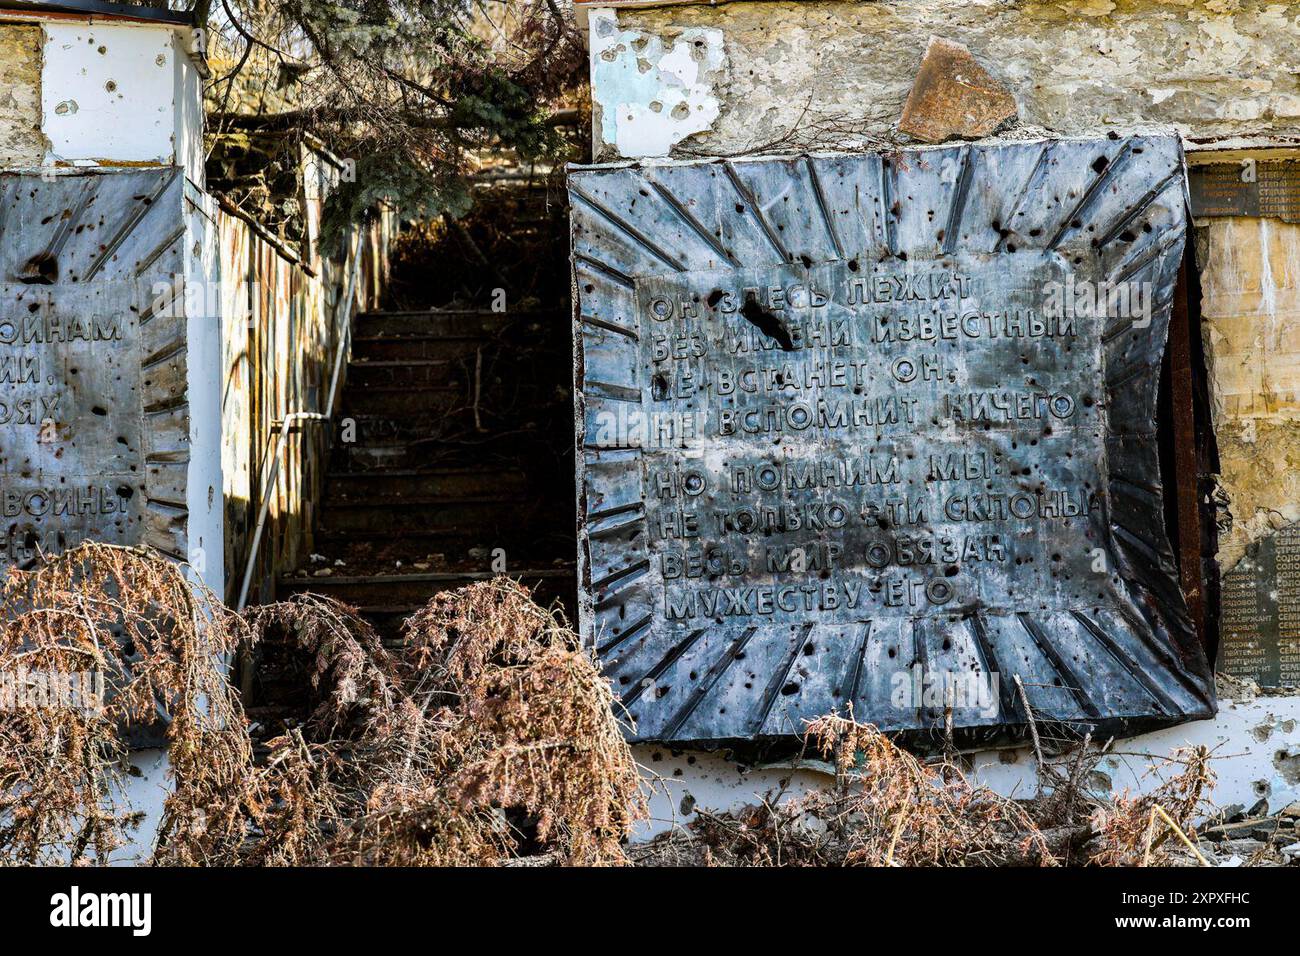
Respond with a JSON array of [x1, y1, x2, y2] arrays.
[[1168, 255, 1206, 649]]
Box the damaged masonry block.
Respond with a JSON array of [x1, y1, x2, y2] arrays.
[[898, 36, 1018, 144]]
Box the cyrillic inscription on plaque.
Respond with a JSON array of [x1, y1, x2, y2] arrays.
[[0, 297, 141, 564], [1220, 523, 1300, 687], [0, 169, 189, 569], [639, 256, 1102, 628], [571, 137, 1216, 745]]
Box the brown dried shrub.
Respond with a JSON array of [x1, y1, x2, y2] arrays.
[[244, 594, 406, 740], [396, 579, 646, 864], [637, 712, 1054, 867], [809, 714, 1056, 866], [0, 544, 1222, 869], [0, 546, 644, 866], [228, 582, 645, 865], [0, 543, 245, 865], [1087, 746, 1215, 866], [636, 715, 1221, 868]]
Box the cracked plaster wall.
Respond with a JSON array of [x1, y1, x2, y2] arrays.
[[0, 23, 46, 167], [590, 0, 1300, 161], [1200, 216, 1300, 572]]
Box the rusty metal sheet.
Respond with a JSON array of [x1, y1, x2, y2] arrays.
[[0, 169, 187, 568], [1219, 522, 1300, 688], [569, 136, 1217, 749]]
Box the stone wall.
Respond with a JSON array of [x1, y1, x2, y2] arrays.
[[1201, 217, 1300, 571], [588, 0, 1300, 162], [0, 23, 45, 166]]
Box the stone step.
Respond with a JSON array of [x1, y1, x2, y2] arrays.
[[317, 494, 548, 534], [312, 524, 573, 560], [277, 567, 577, 611], [351, 334, 495, 363], [329, 413, 517, 446], [338, 383, 463, 417], [354, 309, 564, 339], [338, 379, 559, 417], [344, 357, 563, 390], [330, 433, 550, 472], [299, 533, 576, 572], [347, 358, 460, 389], [324, 467, 529, 501]]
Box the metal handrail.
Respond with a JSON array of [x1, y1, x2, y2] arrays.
[[235, 230, 365, 611]]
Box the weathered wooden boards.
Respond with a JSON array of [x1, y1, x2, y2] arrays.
[[0, 167, 391, 605], [0, 169, 189, 567], [219, 206, 391, 606], [569, 137, 1216, 748]]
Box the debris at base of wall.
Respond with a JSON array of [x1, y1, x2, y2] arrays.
[[630, 715, 1263, 867], [1200, 800, 1300, 866], [897, 35, 1018, 143], [1217, 671, 1261, 703]]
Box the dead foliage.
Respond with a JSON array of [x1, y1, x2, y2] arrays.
[[0, 545, 643, 866], [633, 713, 1217, 868], [383, 180, 573, 312], [0, 543, 244, 865], [236, 581, 645, 866], [1087, 745, 1215, 866], [401, 581, 644, 863], [635, 713, 1052, 867], [0, 544, 1223, 868]]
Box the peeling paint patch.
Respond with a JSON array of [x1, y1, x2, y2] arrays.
[[41, 22, 175, 166], [1274, 743, 1300, 784], [590, 9, 724, 160], [1253, 713, 1284, 741]]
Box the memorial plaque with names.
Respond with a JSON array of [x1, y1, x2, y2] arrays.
[[1188, 161, 1300, 223], [570, 137, 1216, 747], [1219, 523, 1300, 688]]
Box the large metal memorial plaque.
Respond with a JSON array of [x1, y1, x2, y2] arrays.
[[569, 137, 1216, 747], [0, 169, 190, 569]]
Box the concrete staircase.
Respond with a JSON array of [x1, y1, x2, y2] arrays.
[[278, 308, 577, 638]]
